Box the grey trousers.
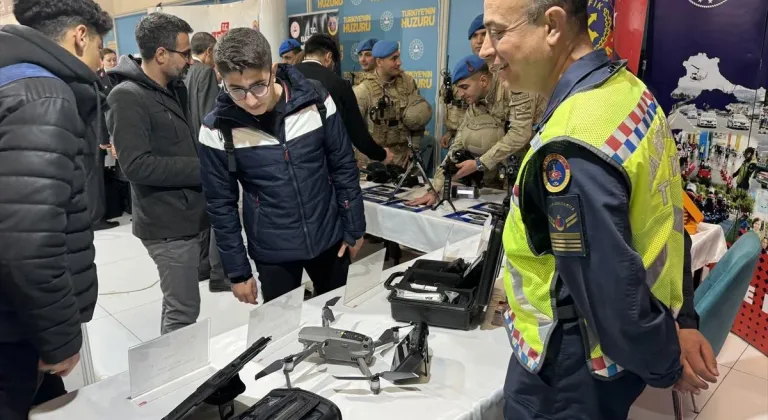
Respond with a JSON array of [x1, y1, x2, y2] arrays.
[[142, 231, 204, 335]]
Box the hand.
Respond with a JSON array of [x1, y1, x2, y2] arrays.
[[99, 144, 109, 150], [407, 191, 438, 207], [674, 328, 719, 395], [440, 132, 452, 149], [383, 148, 395, 165], [453, 160, 478, 180], [339, 238, 364, 259], [39, 353, 80, 377], [232, 277, 258, 305]]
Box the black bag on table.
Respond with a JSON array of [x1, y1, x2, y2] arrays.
[[233, 388, 341, 420]]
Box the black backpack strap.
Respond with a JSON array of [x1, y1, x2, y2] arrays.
[[218, 126, 237, 173]]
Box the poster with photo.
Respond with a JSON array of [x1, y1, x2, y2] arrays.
[[470, 202, 504, 215], [385, 199, 430, 213], [288, 10, 340, 49], [444, 210, 490, 226]]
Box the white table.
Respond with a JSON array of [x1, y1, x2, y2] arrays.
[[31, 236, 511, 420], [690, 222, 729, 272], [362, 182, 506, 253]]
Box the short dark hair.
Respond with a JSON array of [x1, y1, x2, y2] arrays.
[[14, 0, 113, 40], [303, 34, 340, 66], [191, 32, 217, 55], [214, 27, 272, 76], [135, 13, 193, 60], [527, 0, 588, 32], [101, 47, 116, 58]]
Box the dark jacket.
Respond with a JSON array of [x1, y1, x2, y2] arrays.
[[107, 56, 208, 240], [199, 64, 365, 278], [294, 61, 387, 162], [184, 60, 220, 141], [0, 25, 100, 364]]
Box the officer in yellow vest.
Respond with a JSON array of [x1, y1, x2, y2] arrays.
[[440, 15, 486, 149], [481, 1, 717, 418], [354, 40, 432, 168], [351, 38, 378, 87]]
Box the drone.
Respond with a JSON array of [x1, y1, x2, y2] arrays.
[[254, 297, 418, 395]]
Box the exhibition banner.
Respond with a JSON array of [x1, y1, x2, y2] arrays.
[[315, 0, 441, 136], [288, 10, 340, 46]]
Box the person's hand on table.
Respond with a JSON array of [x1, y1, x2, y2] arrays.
[[339, 238, 364, 259], [232, 277, 258, 304], [407, 191, 438, 207], [440, 132, 452, 149], [39, 353, 80, 377], [674, 324, 719, 395], [453, 160, 478, 180]]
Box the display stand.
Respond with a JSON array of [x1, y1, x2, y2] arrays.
[[247, 286, 305, 361], [128, 319, 213, 406], [80, 324, 98, 386], [344, 249, 387, 307]]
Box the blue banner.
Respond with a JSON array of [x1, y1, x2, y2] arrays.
[[315, 0, 440, 136], [645, 0, 768, 156]]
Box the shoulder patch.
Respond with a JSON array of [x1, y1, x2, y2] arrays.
[[542, 153, 571, 193], [546, 195, 587, 257]]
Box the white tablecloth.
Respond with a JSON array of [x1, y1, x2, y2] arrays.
[[690, 222, 729, 272], [30, 236, 510, 420], [362, 182, 506, 253]]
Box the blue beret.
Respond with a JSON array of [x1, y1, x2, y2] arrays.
[[279, 39, 301, 56], [468, 14, 485, 40], [358, 38, 379, 53], [452, 54, 487, 82], [372, 40, 399, 59]]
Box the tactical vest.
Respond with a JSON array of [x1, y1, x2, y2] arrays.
[[737, 155, 757, 186], [358, 71, 417, 149], [501, 67, 685, 379]]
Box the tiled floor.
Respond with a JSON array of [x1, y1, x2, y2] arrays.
[[65, 216, 768, 419]]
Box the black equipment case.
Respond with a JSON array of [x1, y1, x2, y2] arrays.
[[384, 206, 507, 330], [234, 388, 341, 420]]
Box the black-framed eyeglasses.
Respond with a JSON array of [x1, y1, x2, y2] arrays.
[[224, 71, 273, 101], [166, 48, 192, 60]]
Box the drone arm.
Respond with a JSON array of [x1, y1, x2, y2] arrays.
[[356, 357, 374, 378]]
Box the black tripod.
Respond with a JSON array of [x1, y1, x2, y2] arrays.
[[434, 160, 458, 212], [386, 137, 437, 204]]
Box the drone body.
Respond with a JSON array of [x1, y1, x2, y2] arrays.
[[297, 326, 375, 365]]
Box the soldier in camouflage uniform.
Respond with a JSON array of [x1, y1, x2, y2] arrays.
[[351, 38, 378, 87], [354, 40, 432, 168], [409, 55, 546, 206], [440, 14, 487, 149]]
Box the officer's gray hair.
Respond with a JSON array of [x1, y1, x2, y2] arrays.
[[214, 27, 272, 76], [527, 0, 588, 32]]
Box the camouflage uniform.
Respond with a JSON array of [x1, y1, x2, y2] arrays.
[[432, 76, 547, 192], [353, 71, 432, 168], [444, 85, 469, 141]]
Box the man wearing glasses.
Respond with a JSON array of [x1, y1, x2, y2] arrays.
[[107, 13, 208, 335], [198, 28, 365, 304]]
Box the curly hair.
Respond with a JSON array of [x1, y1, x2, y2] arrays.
[[13, 0, 113, 40]]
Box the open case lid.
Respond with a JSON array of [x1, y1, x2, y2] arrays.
[[474, 212, 506, 309]]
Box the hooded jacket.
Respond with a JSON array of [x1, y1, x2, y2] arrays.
[[107, 56, 208, 240], [199, 65, 365, 277], [0, 25, 100, 363]]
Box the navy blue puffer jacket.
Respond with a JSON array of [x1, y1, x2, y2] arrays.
[[199, 65, 365, 278]]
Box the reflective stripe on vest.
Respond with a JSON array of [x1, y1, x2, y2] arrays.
[[502, 68, 685, 379]]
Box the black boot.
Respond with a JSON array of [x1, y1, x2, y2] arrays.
[[93, 219, 119, 231]]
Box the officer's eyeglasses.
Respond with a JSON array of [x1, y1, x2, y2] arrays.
[[166, 48, 192, 61], [224, 72, 272, 101], [487, 15, 530, 43]]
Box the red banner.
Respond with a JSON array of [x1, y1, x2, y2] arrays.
[[731, 254, 768, 356], [613, 0, 647, 75]]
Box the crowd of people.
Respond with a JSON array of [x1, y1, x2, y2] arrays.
[[0, 0, 727, 419]]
